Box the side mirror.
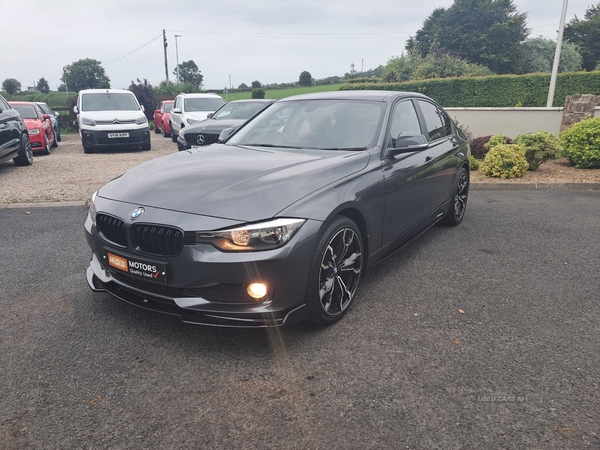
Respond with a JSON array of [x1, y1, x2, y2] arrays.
[[55, 111, 59, 116], [140, 105, 145, 112], [43, 114, 51, 120], [218, 126, 238, 142], [393, 132, 429, 153], [172, 108, 182, 114], [73, 106, 79, 114], [207, 113, 213, 118]]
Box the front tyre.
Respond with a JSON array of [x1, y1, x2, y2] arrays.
[[13, 133, 33, 166], [305, 216, 363, 325], [442, 166, 469, 226], [171, 124, 178, 143]]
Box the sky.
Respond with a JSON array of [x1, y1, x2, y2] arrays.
[[0, 0, 595, 91]]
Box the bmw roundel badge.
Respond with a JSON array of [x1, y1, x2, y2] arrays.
[[130, 207, 145, 219]]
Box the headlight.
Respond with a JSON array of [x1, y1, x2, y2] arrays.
[[187, 118, 202, 125], [196, 218, 306, 251], [81, 117, 96, 126], [28, 128, 40, 134], [136, 116, 148, 125], [89, 191, 98, 223]]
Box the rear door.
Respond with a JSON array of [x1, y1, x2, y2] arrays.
[[415, 99, 460, 210]]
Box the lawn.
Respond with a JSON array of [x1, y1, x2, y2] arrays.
[[222, 84, 345, 101]]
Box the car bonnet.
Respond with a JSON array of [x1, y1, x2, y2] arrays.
[[97, 144, 370, 222]]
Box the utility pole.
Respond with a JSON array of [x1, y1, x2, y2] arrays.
[[229, 75, 232, 89], [163, 29, 169, 84], [175, 35, 182, 84], [547, 0, 569, 108]]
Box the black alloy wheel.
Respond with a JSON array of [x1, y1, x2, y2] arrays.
[[305, 216, 363, 325], [442, 166, 469, 226], [13, 133, 33, 166]]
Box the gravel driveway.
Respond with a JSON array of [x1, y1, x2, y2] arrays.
[[0, 132, 179, 205]]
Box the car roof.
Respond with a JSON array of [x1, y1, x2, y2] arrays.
[[79, 89, 134, 94], [8, 101, 38, 106], [177, 92, 221, 98], [278, 90, 430, 103]]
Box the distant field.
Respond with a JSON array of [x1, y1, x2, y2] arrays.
[[222, 84, 345, 101]]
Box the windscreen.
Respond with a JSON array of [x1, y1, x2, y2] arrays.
[[184, 97, 226, 112], [227, 99, 385, 150], [11, 104, 38, 119], [82, 93, 140, 111], [213, 102, 268, 120]]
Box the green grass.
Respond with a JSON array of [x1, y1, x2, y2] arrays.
[[221, 84, 345, 101]]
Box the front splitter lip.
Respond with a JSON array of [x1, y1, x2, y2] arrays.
[[86, 254, 308, 328]]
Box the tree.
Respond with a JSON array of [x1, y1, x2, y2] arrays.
[[2, 78, 21, 94], [129, 78, 157, 120], [413, 50, 495, 79], [251, 80, 262, 89], [406, 0, 529, 74], [173, 60, 203, 88], [514, 37, 582, 74], [381, 55, 415, 82], [37, 77, 50, 93], [299, 71, 312, 86], [57, 84, 67, 92], [62, 58, 110, 92], [564, 2, 600, 71], [238, 83, 249, 89]]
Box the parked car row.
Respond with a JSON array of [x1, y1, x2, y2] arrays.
[[0, 94, 61, 167], [0, 94, 33, 166]]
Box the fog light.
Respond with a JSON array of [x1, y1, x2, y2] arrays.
[[247, 283, 268, 299]]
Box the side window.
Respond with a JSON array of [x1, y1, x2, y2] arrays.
[[417, 100, 447, 142], [388, 100, 421, 148], [0, 96, 10, 111]]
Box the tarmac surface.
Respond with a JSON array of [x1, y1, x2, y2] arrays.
[[1, 189, 599, 449]]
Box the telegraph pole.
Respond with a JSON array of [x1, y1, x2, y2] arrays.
[[175, 35, 182, 84], [163, 29, 169, 84], [547, 0, 569, 107]]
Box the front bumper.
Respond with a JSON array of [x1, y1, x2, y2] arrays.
[[81, 127, 150, 149], [84, 207, 319, 327]]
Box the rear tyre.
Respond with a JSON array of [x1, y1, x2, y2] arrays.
[[305, 216, 363, 326], [162, 124, 170, 138], [154, 122, 161, 134], [13, 133, 33, 166], [442, 166, 469, 226], [171, 126, 177, 143], [51, 132, 58, 148]]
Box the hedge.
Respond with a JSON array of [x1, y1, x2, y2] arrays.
[[340, 71, 600, 107]]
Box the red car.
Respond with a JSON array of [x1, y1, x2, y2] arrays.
[[9, 101, 57, 155], [153, 100, 174, 138]]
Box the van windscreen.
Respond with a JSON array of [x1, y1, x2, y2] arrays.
[[82, 93, 139, 111]]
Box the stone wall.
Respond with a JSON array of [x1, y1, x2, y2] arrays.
[[560, 95, 600, 131]]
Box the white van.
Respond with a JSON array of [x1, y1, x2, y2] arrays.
[[74, 89, 150, 153]]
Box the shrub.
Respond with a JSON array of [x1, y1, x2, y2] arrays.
[[513, 131, 562, 171], [485, 134, 512, 150], [559, 117, 600, 168], [252, 88, 265, 99], [470, 135, 491, 159], [480, 144, 529, 178], [468, 155, 479, 171]]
